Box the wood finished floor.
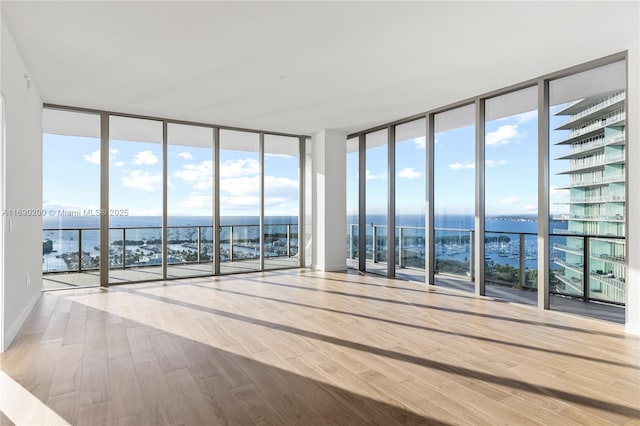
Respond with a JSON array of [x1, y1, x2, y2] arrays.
[[1, 269, 639, 425]]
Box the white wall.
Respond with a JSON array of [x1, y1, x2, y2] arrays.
[[311, 130, 346, 271], [1, 17, 43, 351]]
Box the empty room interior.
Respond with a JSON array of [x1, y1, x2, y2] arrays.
[[1, 1, 640, 425]]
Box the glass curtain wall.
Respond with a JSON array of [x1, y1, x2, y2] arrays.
[[346, 137, 359, 268], [395, 118, 426, 282], [219, 129, 261, 274], [167, 124, 214, 278], [108, 116, 164, 284], [263, 134, 299, 270], [484, 87, 538, 305], [433, 104, 476, 292], [549, 61, 626, 318], [42, 109, 101, 289], [365, 129, 388, 275]]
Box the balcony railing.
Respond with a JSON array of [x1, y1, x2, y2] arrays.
[[345, 225, 626, 305], [550, 232, 626, 304], [567, 172, 625, 187], [560, 194, 625, 204], [564, 91, 625, 126], [566, 110, 625, 139], [43, 224, 298, 274]]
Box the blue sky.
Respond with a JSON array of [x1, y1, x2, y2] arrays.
[[44, 105, 568, 221], [43, 134, 299, 218], [347, 108, 542, 218]]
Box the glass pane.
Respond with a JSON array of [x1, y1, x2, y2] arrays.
[[219, 130, 260, 274], [109, 116, 163, 284], [549, 61, 625, 322], [365, 129, 388, 276], [167, 124, 214, 278], [42, 109, 101, 289], [484, 86, 538, 305], [395, 118, 426, 282], [434, 104, 475, 292], [263, 134, 299, 270], [346, 137, 359, 268]]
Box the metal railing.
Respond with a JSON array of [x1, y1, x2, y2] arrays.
[[43, 224, 298, 274], [565, 91, 625, 125], [550, 232, 626, 304], [345, 225, 627, 304]]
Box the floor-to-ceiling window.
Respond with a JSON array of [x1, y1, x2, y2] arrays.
[[42, 108, 305, 286], [484, 87, 538, 305], [219, 129, 261, 274], [395, 118, 426, 282], [433, 104, 475, 292], [167, 123, 214, 278], [548, 61, 626, 321], [42, 109, 101, 289], [108, 116, 164, 284], [346, 137, 359, 268], [263, 134, 299, 270], [365, 129, 388, 275]]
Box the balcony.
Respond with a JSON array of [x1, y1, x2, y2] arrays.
[[556, 172, 625, 189], [555, 111, 625, 146], [558, 151, 625, 174], [347, 225, 542, 298], [43, 224, 299, 288], [556, 214, 626, 222], [557, 194, 625, 204], [555, 91, 625, 130]]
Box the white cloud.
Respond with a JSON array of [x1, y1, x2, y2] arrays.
[[218, 175, 298, 213], [365, 169, 386, 180], [84, 148, 118, 165], [522, 203, 537, 213], [120, 170, 162, 192], [133, 150, 158, 166], [114, 161, 124, 168], [486, 124, 519, 146], [499, 196, 522, 206], [485, 159, 507, 168], [174, 161, 213, 191], [449, 162, 475, 170], [83, 150, 101, 165], [178, 152, 193, 160], [220, 176, 260, 196], [414, 136, 426, 150], [398, 167, 422, 179], [220, 158, 259, 178]]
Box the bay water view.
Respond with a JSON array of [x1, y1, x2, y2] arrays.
[[43, 215, 299, 273]]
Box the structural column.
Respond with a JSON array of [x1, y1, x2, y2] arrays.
[[311, 130, 347, 271]]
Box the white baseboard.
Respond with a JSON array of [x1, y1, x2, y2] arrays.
[[3, 290, 41, 352]]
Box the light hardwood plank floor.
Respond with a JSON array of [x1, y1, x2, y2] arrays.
[[1, 269, 639, 425]]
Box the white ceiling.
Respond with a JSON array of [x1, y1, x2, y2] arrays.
[[2, 1, 638, 135]]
